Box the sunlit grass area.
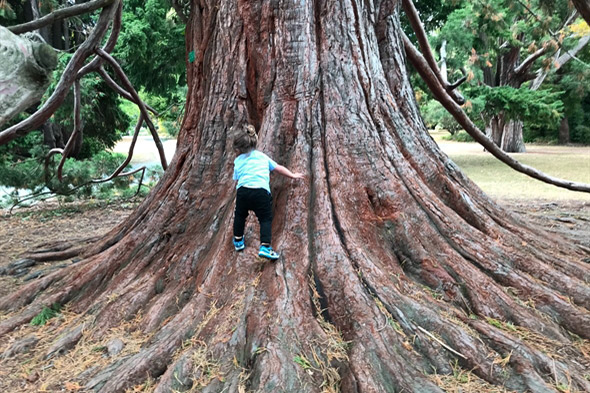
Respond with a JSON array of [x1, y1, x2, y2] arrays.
[[431, 130, 590, 201]]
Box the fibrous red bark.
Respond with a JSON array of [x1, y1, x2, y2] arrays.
[[1, 1, 589, 392]]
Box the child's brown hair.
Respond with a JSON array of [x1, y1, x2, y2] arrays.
[[232, 124, 258, 155]]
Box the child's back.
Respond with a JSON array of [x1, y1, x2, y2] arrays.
[[233, 150, 276, 193]]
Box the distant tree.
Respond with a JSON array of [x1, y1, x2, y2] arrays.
[[431, 0, 589, 151]]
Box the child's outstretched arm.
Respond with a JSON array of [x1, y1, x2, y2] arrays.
[[273, 165, 304, 179]]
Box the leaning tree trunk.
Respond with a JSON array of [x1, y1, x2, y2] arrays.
[[0, 26, 57, 127], [1, 1, 589, 393]]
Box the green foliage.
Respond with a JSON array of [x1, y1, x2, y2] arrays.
[[116, 0, 186, 97], [416, 0, 588, 147], [45, 54, 131, 159], [421, 99, 463, 133], [442, 130, 474, 142], [572, 125, 590, 144], [159, 120, 180, 137], [31, 303, 62, 326], [0, 134, 143, 207], [466, 85, 563, 129], [0, 0, 16, 21]]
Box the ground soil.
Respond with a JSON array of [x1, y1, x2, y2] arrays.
[[0, 198, 588, 392], [0, 201, 139, 300]]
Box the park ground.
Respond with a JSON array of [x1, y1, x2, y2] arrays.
[[0, 134, 589, 392]]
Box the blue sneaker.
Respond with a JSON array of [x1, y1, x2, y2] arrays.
[[233, 236, 245, 251], [259, 245, 280, 260]]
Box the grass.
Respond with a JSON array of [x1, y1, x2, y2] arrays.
[[431, 130, 590, 201], [30, 303, 61, 326]]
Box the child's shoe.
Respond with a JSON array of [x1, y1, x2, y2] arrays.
[[233, 236, 245, 251], [259, 245, 279, 260]]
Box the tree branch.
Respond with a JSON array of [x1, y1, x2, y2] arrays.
[[401, 0, 465, 104], [531, 35, 590, 90], [170, 0, 189, 24], [78, 0, 123, 78], [0, 2, 120, 146], [8, 0, 115, 35], [449, 75, 468, 90], [97, 67, 159, 116], [572, 0, 590, 25], [402, 32, 590, 193], [56, 80, 82, 181], [514, 46, 548, 75], [96, 48, 168, 170], [94, 114, 144, 183]]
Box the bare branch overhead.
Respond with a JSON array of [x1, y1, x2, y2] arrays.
[[8, 0, 116, 35]]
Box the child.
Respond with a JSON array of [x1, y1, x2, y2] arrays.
[[232, 124, 304, 260]]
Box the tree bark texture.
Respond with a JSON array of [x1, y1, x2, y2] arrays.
[[559, 116, 570, 144], [487, 114, 526, 153], [0, 26, 57, 127], [572, 0, 590, 25], [1, 1, 589, 392], [484, 47, 528, 153]]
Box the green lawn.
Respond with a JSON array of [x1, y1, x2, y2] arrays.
[[431, 130, 590, 201]]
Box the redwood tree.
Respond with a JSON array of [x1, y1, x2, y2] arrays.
[[1, 1, 590, 392]]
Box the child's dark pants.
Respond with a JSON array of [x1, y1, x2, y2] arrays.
[[233, 187, 273, 245]]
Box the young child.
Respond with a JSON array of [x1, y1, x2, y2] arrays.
[[232, 124, 304, 260]]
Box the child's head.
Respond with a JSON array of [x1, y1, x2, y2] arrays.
[[232, 124, 258, 155]]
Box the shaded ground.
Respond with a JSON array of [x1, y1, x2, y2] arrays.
[[0, 201, 138, 300]]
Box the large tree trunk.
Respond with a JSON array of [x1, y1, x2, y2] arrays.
[[484, 47, 528, 153], [1, 1, 589, 393], [500, 118, 526, 153], [573, 0, 590, 25], [559, 116, 570, 144], [486, 113, 526, 153]]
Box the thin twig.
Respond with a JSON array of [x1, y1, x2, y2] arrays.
[[9, 166, 148, 214], [416, 326, 467, 360], [96, 48, 168, 170], [133, 167, 147, 197], [402, 32, 590, 193], [93, 114, 144, 183], [8, 0, 115, 35], [98, 67, 159, 115], [57, 79, 82, 181]]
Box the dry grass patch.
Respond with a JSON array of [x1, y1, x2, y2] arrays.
[[0, 309, 150, 393], [431, 359, 517, 393]]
